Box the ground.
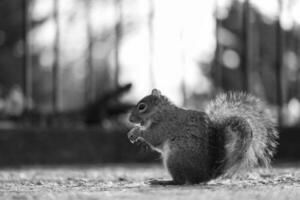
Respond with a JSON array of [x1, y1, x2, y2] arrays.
[[0, 163, 300, 200]]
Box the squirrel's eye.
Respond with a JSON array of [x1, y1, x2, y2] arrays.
[[137, 103, 147, 112]]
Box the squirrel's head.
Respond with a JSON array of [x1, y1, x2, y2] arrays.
[[129, 89, 170, 125]]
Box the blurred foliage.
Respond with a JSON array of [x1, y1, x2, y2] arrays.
[[0, 1, 25, 88], [0, 0, 46, 88], [207, 1, 300, 126]]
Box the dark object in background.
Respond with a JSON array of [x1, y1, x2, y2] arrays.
[[84, 83, 133, 126], [18, 83, 134, 128]]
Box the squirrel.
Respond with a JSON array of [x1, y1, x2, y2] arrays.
[[127, 89, 278, 185]]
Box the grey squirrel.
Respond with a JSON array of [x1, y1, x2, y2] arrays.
[[128, 89, 278, 184]]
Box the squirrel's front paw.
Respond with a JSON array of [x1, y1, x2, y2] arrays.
[[128, 127, 143, 143]]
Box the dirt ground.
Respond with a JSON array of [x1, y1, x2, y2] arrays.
[[0, 163, 300, 200]]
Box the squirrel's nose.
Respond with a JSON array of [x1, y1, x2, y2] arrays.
[[129, 114, 133, 122], [129, 114, 135, 123]]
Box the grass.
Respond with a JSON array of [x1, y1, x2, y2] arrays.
[[0, 163, 299, 200]]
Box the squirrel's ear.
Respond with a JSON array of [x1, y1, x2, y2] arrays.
[[151, 89, 161, 97]]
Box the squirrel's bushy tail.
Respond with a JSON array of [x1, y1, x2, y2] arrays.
[[205, 92, 278, 176]]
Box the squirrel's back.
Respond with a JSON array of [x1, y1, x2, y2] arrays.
[[205, 92, 278, 176]]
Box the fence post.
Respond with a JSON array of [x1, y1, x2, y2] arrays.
[[22, 0, 32, 111], [296, 27, 300, 100], [275, 0, 283, 126], [114, 0, 122, 88], [214, 0, 223, 91], [53, 0, 60, 113], [241, 0, 250, 92], [85, 0, 94, 103]]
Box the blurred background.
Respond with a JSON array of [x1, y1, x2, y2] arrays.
[[0, 0, 299, 166]]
